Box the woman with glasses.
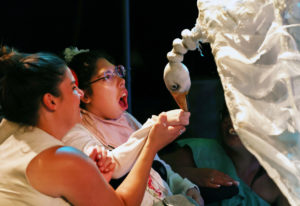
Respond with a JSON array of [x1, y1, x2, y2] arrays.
[[0, 46, 189, 206], [62, 48, 204, 206]]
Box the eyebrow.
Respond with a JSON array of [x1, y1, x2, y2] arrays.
[[97, 70, 113, 77]]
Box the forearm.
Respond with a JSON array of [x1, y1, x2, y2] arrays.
[[111, 121, 153, 178], [174, 166, 200, 185], [114, 111, 188, 205], [115, 141, 156, 206], [111, 138, 147, 178]]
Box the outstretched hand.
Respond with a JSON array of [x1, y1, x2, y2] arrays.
[[89, 146, 116, 182], [193, 168, 239, 188], [147, 112, 188, 152]]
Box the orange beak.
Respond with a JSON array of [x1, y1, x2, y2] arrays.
[[171, 91, 189, 112]]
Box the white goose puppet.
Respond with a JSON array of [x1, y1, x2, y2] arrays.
[[163, 62, 190, 111], [163, 0, 300, 205], [163, 29, 202, 111]]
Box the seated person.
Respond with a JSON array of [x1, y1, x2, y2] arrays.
[[0, 47, 185, 206], [62, 48, 204, 206], [160, 104, 290, 206]]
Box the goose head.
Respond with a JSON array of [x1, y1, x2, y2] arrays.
[[163, 62, 191, 111]]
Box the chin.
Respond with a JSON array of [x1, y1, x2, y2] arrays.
[[117, 111, 125, 118], [108, 112, 124, 120]]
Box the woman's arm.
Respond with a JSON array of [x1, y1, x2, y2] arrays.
[[114, 112, 187, 205], [26, 113, 187, 206], [161, 145, 238, 188], [63, 109, 190, 179]]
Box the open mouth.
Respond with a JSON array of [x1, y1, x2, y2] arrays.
[[119, 91, 128, 110]]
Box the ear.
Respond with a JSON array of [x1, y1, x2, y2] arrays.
[[42, 93, 57, 111], [81, 93, 92, 104]]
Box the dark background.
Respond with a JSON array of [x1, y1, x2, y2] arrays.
[[1, 0, 223, 138]]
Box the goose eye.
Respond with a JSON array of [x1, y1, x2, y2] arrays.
[[171, 84, 180, 91]]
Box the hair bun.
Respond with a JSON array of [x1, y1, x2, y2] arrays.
[[0, 46, 20, 75], [63, 47, 89, 64], [0, 46, 16, 60]]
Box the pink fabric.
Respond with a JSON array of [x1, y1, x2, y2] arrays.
[[80, 109, 136, 148]]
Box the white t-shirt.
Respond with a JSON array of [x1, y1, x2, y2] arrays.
[[0, 119, 70, 206]]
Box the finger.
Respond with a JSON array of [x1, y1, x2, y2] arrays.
[[207, 182, 221, 188], [98, 162, 106, 172], [222, 174, 240, 185], [92, 145, 102, 160], [89, 148, 98, 161], [178, 127, 186, 135], [98, 159, 112, 172], [99, 161, 111, 172], [169, 125, 186, 136], [105, 162, 116, 173], [158, 112, 168, 127], [100, 161, 115, 173], [98, 148, 108, 166], [168, 125, 184, 133], [179, 110, 190, 125], [205, 178, 221, 188], [165, 126, 184, 142], [213, 175, 238, 186], [100, 156, 113, 171]]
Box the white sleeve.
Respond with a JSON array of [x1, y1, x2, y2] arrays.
[[110, 118, 154, 178], [64, 121, 155, 179], [62, 124, 103, 155]]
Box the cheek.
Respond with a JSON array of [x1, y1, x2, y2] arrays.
[[92, 92, 109, 106], [95, 87, 116, 103], [72, 93, 81, 106]]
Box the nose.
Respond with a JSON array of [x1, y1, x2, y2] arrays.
[[77, 88, 84, 97], [118, 76, 126, 88]]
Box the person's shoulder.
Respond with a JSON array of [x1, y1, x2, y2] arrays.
[[26, 145, 97, 197], [26, 145, 116, 205], [65, 123, 89, 134], [62, 123, 92, 141], [27, 145, 93, 175]]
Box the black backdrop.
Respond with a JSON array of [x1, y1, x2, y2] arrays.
[[0, 0, 219, 126]]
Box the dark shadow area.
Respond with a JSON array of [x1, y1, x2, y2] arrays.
[[0, 0, 220, 132]]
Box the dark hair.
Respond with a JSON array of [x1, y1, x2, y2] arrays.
[[0, 47, 66, 126], [67, 50, 114, 108]]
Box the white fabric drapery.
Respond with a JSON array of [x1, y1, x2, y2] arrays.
[[166, 0, 300, 205]]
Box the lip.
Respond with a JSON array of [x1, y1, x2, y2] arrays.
[[119, 88, 128, 110], [121, 88, 128, 97], [120, 89, 128, 100]]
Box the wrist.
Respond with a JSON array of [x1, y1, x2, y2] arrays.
[[143, 139, 158, 159]]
